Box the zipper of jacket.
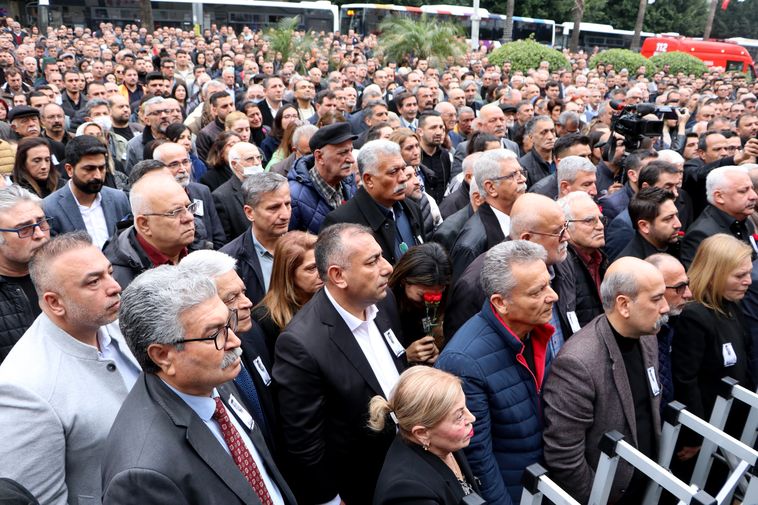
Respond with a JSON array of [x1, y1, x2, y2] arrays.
[[515, 344, 543, 423]]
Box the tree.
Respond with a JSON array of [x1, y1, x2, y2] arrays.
[[264, 17, 313, 72], [140, 2, 154, 32], [569, 0, 585, 52], [377, 15, 467, 66], [630, 0, 648, 51], [503, 0, 516, 42], [703, 0, 718, 39]]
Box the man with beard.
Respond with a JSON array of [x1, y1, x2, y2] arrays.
[[417, 112, 451, 203], [645, 253, 692, 412], [103, 171, 196, 289], [0, 186, 50, 363], [125, 96, 171, 174], [0, 232, 140, 505], [402, 164, 442, 237], [102, 266, 295, 505], [43, 136, 130, 249], [543, 257, 669, 504], [109, 94, 143, 142], [321, 140, 425, 265], [154, 142, 226, 250], [617, 187, 682, 261], [196, 91, 236, 161]]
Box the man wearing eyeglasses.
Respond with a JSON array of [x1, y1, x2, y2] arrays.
[[103, 171, 195, 289], [0, 232, 140, 505], [0, 186, 49, 364], [124, 96, 170, 174], [103, 266, 296, 505], [154, 142, 226, 250]]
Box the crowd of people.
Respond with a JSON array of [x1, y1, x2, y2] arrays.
[[0, 15, 756, 505]]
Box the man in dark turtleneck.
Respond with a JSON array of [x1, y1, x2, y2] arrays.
[[542, 257, 669, 504]]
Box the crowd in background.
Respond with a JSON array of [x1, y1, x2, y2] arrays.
[[0, 15, 756, 505]]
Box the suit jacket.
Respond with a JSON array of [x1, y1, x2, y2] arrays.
[[321, 187, 426, 265], [43, 184, 130, 239], [213, 176, 249, 245], [101, 373, 297, 505], [617, 231, 680, 262], [0, 314, 139, 505], [257, 100, 278, 129], [374, 436, 480, 505], [432, 204, 474, 254], [449, 203, 506, 281], [187, 182, 227, 250], [599, 183, 633, 221], [680, 204, 755, 267], [528, 173, 559, 200], [542, 315, 661, 504], [273, 289, 407, 505], [220, 228, 267, 307], [438, 180, 469, 219], [452, 138, 520, 179]]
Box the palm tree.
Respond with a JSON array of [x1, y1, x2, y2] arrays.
[[264, 17, 312, 71], [703, 0, 718, 39], [503, 0, 516, 42], [569, 0, 585, 52], [140, 1, 154, 32], [630, 0, 648, 51], [378, 15, 466, 65]]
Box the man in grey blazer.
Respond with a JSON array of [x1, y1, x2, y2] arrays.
[[43, 136, 130, 249], [102, 265, 296, 505], [542, 257, 669, 504], [0, 232, 140, 505]]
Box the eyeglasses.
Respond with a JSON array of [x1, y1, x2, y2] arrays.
[[0, 216, 54, 238], [174, 309, 238, 350], [142, 200, 199, 219], [148, 108, 169, 116], [529, 221, 570, 241], [568, 215, 607, 227], [166, 158, 192, 170], [489, 168, 527, 184], [666, 281, 689, 295]]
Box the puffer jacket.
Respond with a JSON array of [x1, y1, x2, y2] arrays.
[[0, 275, 36, 363], [0, 138, 15, 176], [436, 300, 553, 505], [102, 226, 153, 289], [287, 154, 357, 235]]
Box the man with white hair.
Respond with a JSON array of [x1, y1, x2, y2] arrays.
[[680, 165, 757, 267], [321, 139, 425, 265], [543, 257, 668, 504], [153, 142, 226, 250], [212, 142, 265, 242], [449, 149, 526, 279], [452, 103, 521, 177], [125, 96, 170, 173]]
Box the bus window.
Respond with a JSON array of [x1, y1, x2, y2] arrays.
[[726, 60, 744, 72]]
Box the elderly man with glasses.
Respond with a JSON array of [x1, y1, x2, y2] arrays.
[[102, 265, 296, 505], [103, 170, 196, 289]]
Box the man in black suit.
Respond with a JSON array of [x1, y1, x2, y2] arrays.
[[103, 266, 296, 505], [417, 111, 452, 203], [617, 187, 682, 261], [321, 139, 425, 265], [220, 172, 291, 307], [449, 149, 526, 280], [273, 223, 407, 505], [257, 76, 286, 129], [681, 165, 757, 267], [153, 142, 226, 250], [213, 142, 264, 242]]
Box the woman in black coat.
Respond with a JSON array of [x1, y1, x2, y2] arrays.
[[369, 367, 482, 505], [672, 233, 755, 455]]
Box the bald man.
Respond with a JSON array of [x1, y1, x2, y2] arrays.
[[444, 193, 578, 346], [103, 171, 196, 288], [543, 257, 668, 504]]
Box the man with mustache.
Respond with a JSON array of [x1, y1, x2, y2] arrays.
[[43, 135, 130, 250], [543, 257, 669, 504], [437, 240, 558, 505], [8, 105, 42, 140], [124, 96, 171, 174], [103, 171, 195, 289], [617, 187, 682, 262], [321, 139, 425, 265], [102, 266, 296, 505], [0, 232, 140, 505]]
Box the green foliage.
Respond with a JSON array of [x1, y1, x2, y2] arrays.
[[588, 49, 649, 74], [649, 52, 708, 76], [488, 39, 570, 73], [644, 0, 708, 36], [264, 17, 312, 69], [377, 15, 467, 66]]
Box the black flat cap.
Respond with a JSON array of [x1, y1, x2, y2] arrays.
[[500, 103, 517, 113], [8, 105, 40, 122], [309, 122, 357, 151]]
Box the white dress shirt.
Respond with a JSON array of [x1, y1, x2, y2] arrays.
[[70, 181, 109, 249], [491, 205, 512, 238]]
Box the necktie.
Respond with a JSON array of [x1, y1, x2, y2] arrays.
[[234, 364, 269, 439], [213, 398, 273, 505]]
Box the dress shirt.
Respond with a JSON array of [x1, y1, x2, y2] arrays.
[[70, 181, 109, 249], [164, 382, 285, 505], [490, 205, 512, 238], [97, 327, 140, 390], [251, 229, 274, 291], [399, 117, 418, 131], [324, 287, 400, 398]]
